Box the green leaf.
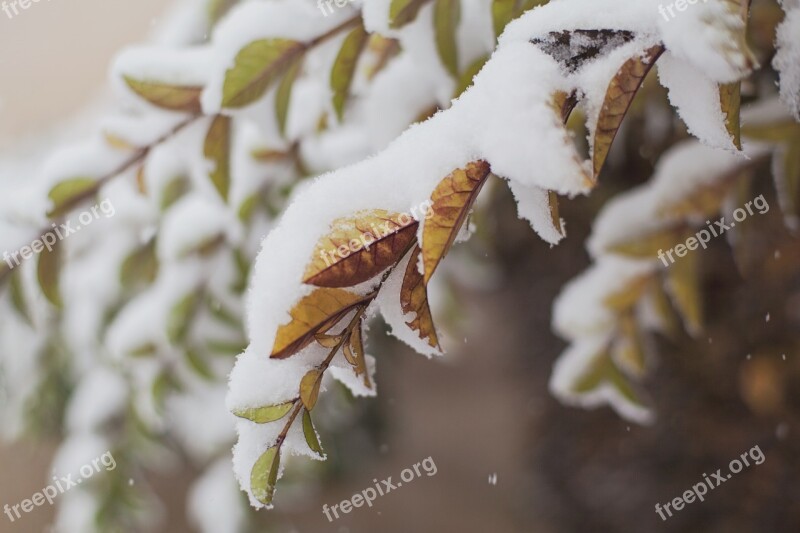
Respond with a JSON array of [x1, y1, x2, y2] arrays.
[[186, 348, 215, 381], [234, 401, 295, 424], [276, 57, 304, 138], [221, 39, 306, 108], [9, 271, 33, 326], [123, 76, 203, 113], [389, 0, 431, 28], [491, 0, 516, 39], [37, 239, 62, 309], [453, 54, 487, 98], [433, 0, 460, 78], [203, 115, 232, 201], [161, 176, 190, 211], [47, 178, 97, 219], [302, 409, 323, 455], [331, 24, 369, 121], [251, 446, 281, 505], [300, 368, 322, 410], [120, 239, 159, 290], [167, 292, 200, 344]]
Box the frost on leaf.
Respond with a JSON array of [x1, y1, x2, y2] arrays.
[[270, 288, 370, 359], [303, 210, 419, 288], [400, 246, 441, 350], [422, 161, 492, 283]]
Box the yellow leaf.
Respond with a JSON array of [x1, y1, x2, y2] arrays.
[[303, 209, 418, 288], [613, 313, 646, 378], [300, 368, 322, 410], [573, 348, 644, 407], [123, 76, 203, 113], [422, 160, 492, 283], [719, 82, 742, 150], [400, 245, 440, 350], [103, 131, 136, 151], [603, 275, 653, 313], [665, 248, 703, 336], [271, 288, 369, 359], [593, 45, 663, 179], [433, 0, 460, 78], [203, 115, 232, 201], [331, 23, 369, 121]]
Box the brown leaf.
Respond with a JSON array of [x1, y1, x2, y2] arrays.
[[422, 160, 492, 283], [593, 45, 663, 179], [547, 190, 564, 237], [400, 246, 441, 350], [271, 288, 369, 359], [347, 323, 371, 388], [303, 210, 418, 288], [719, 82, 742, 150], [603, 275, 653, 313], [300, 368, 322, 410]]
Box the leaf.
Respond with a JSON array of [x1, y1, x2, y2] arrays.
[[492, 0, 517, 39], [120, 239, 159, 290], [774, 139, 800, 221], [222, 39, 306, 108], [135, 166, 147, 195], [300, 369, 322, 410], [603, 275, 652, 313], [37, 239, 62, 308], [276, 55, 304, 136], [103, 131, 136, 151], [303, 209, 419, 288], [547, 191, 564, 237], [233, 401, 295, 424], [607, 226, 687, 259], [47, 178, 98, 219], [185, 348, 215, 381], [208, 0, 238, 24], [433, 0, 460, 78], [389, 0, 432, 28], [203, 115, 232, 201], [123, 76, 203, 113], [161, 176, 190, 211], [9, 271, 33, 326], [719, 82, 742, 150], [315, 333, 343, 349], [367, 36, 401, 80], [665, 247, 703, 336], [613, 313, 646, 378], [453, 54, 488, 98], [302, 409, 324, 455], [593, 45, 663, 179], [167, 292, 201, 344], [400, 246, 440, 350], [347, 323, 371, 388], [250, 446, 281, 505], [657, 177, 737, 219], [331, 24, 369, 121], [573, 348, 643, 407], [271, 288, 369, 359], [422, 160, 491, 283]]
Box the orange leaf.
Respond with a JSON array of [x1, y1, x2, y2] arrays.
[[303, 210, 418, 288], [400, 246, 441, 350], [271, 288, 369, 359], [593, 45, 663, 179], [422, 160, 491, 283]]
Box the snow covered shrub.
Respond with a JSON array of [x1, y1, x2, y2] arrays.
[[0, 0, 797, 528]]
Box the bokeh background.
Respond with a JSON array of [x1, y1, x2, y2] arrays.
[[1, 1, 798, 532]]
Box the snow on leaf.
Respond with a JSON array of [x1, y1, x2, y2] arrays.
[[47, 178, 98, 219], [300, 369, 322, 410], [331, 23, 369, 122], [203, 115, 232, 201], [433, 0, 460, 78], [270, 288, 369, 359], [233, 401, 295, 424], [123, 76, 203, 113], [302, 410, 324, 456], [303, 210, 418, 288], [400, 246, 440, 350], [221, 39, 306, 108], [454, 54, 488, 98], [37, 239, 62, 309], [422, 161, 491, 283], [389, 0, 432, 29], [593, 46, 663, 179], [250, 446, 280, 506], [530, 29, 635, 74]]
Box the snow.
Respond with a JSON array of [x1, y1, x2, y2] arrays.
[[774, 7, 800, 120]]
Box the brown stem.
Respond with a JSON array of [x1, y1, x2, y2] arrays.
[[308, 15, 361, 48]]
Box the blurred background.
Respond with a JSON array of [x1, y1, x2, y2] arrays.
[[1, 1, 799, 532]]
